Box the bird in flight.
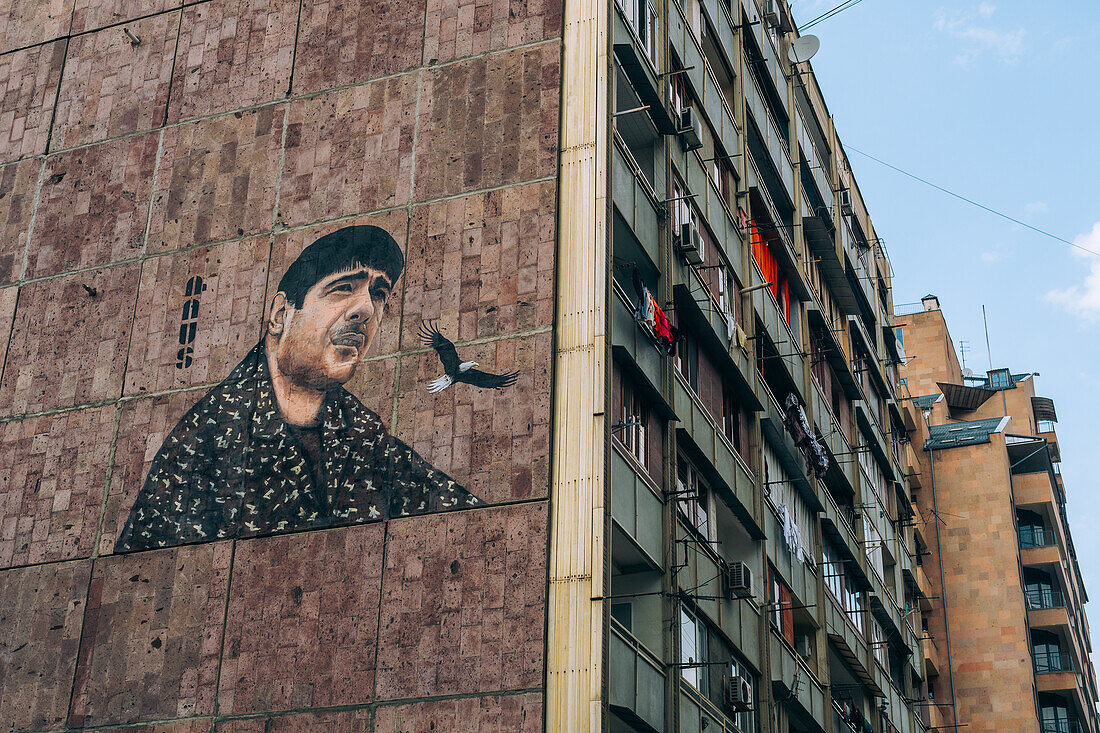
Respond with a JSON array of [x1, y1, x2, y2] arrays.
[[419, 321, 520, 393]]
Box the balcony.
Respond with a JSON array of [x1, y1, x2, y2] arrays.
[[610, 621, 666, 731], [1028, 587, 1067, 611], [1035, 650, 1075, 675], [744, 74, 795, 204]]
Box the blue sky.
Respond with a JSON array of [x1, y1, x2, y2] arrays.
[[790, 0, 1100, 671]]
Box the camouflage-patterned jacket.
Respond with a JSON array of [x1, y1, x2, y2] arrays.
[[116, 343, 478, 552]]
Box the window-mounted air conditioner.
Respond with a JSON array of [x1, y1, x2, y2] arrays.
[[839, 188, 853, 216], [762, 0, 781, 28], [723, 674, 753, 712], [724, 561, 754, 599], [678, 108, 703, 152], [678, 221, 704, 265]]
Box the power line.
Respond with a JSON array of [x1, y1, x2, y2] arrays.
[[844, 144, 1100, 259], [801, 0, 869, 31]]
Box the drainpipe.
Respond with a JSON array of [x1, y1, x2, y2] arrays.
[[927, 445, 961, 732]]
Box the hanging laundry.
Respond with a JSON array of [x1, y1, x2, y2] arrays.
[[633, 268, 677, 355]]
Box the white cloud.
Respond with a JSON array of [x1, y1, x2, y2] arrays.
[[934, 4, 1025, 66], [1024, 201, 1048, 217], [980, 251, 1000, 263], [1046, 222, 1100, 322]]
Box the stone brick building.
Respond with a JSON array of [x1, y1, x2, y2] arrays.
[[898, 295, 1098, 732], [0, 0, 560, 730]]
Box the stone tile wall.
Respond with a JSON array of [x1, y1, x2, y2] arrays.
[[0, 0, 561, 729]]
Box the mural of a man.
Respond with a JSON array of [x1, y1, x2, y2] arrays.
[[116, 225, 479, 552]]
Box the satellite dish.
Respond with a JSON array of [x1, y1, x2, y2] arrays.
[[962, 368, 974, 378], [788, 35, 820, 65]]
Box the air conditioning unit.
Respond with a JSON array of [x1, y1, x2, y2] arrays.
[[724, 675, 753, 713], [678, 221, 704, 265], [725, 561, 754, 599], [678, 108, 703, 152], [762, 0, 781, 28], [839, 188, 853, 216]]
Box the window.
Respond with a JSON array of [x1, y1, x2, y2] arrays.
[[680, 607, 707, 692], [768, 567, 795, 645], [676, 456, 710, 538], [616, 0, 657, 63], [722, 384, 745, 456], [988, 368, 1010, 390], [611, 602, 633, 633], [677, 329, 699, 391], [822, 539, 866, 636], [1032, 630, 1068, 673], [618, 374, 649, 468], [871, 618, 888, 669], [763, 442, 814, 564], [710, 150, 735, 211]]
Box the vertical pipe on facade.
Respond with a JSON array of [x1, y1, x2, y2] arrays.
[[926, 444, 960, 732]]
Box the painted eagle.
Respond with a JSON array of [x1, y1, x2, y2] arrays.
[[419, 321, 520, 393]]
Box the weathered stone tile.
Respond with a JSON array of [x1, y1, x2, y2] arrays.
[[99, 388, 206, 556], [424, 0, 563, 63], [0, 559, 90, 732], [167, 0, 298, 122], [0, 40, 66, 164], [280, 77, 417, 227], [218, 524, 384, 715], [393, 332, 550, 505], [51, 11, 180, 149], [375, 503, 547, 699], [0, 263, 139, 417], [291, 0, 426, 97], [0, 0, 73, 54], [147, 105, 282, 253], [216, 709, 370, 732], [374, 693, 542, 732], [0, 286, 16, 387], [0, 158, 40, 284], [403, 181, 555, 347], [414, 44, 559, 201], [268, 210, 408, 357], [0, 406, 116, 569], [69, 542, 232, 727], [71, 0, 182, 34], [125, 237, 270, 395], [29, 133, 159, 276]]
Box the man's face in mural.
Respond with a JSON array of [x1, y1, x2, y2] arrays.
[[269, 266, 392, 389]]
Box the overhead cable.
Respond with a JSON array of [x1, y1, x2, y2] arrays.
[[845, 144, 1100, 259]]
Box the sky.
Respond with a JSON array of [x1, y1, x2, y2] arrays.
[[788, 0, 1100, 676]]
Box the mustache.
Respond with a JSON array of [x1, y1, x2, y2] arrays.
[[330, 323, 367, 347]]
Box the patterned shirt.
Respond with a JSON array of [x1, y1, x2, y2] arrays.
[[116, 343, 479, 552]]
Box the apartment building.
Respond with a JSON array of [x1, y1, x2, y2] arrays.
[[897, 296, 1099, 733], [583, 0, 934, 730], [0, 0, 959, 731]]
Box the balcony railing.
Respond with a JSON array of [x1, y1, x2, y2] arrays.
[[1041, 721, 1084, 733], [1034, 649, 1075, 674], [1020, 526, 1057, 549], [1027, 587, 1067, 610]]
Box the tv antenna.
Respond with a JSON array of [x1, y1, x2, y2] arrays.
[[959, 340, 970, 370]]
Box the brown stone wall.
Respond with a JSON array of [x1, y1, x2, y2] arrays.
[[0, 0, 561, 729], [929, 438, 1038, 730]]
